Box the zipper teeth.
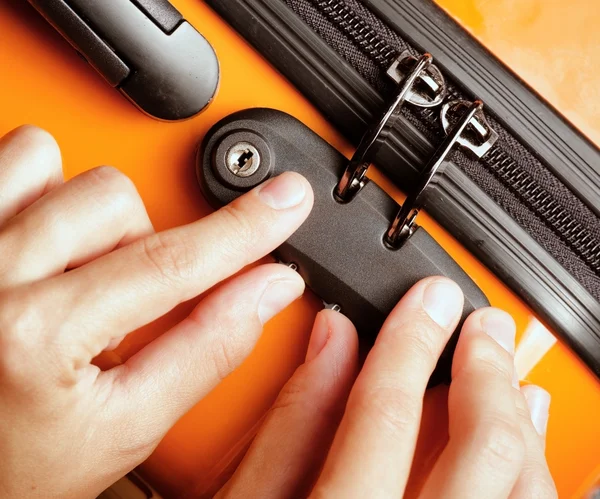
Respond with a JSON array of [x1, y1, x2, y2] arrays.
[[309, 0, 398, 68], [486, 148, 600, 272], [446, 86, 600, 271], [310, 0, 600, 276]]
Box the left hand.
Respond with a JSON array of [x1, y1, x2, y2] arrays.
[[0, 125, 313, 498]]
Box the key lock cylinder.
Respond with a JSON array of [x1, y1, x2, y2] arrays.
[[198, 53, 495, 385]]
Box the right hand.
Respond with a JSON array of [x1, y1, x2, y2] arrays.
[[219, 281, 557, 498]]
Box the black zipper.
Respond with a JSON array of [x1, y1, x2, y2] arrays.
[[311, 0, 398, 68], [304, 0, 600, 277], [204, 0, 600, 377]]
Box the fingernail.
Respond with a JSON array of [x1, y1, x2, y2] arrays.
[[306, 312, 331, 362], [422, 279, 464, 328], [258, 172, 307, 210], [481, 309, 516, 355], [258, 279, 305, 325], [522, 385, 551, 436]]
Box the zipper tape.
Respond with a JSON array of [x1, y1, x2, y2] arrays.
[[290, 0, 600, 290], [362, 0, 600, 213], [204, 0, 600, 378]]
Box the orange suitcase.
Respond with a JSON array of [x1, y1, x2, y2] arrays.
[[1, 0, 599, 497]]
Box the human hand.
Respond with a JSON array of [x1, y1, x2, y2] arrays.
[[0, 125, 313, 498], [218, 280, 557, 497], [0, 125, 557, 499]]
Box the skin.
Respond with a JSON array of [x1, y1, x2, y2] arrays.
[[0, 125, 557, 498]]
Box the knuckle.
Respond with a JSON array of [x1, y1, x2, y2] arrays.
[[100, 378, 164, 465], [12, 125, 61, 165], [476, 419, 525, 469], [138, 231, 197, 286], [350, 381, 422, 439], [463, 336, 515, 382], [0, 294, 44, 382], [271, 375, 305, 412], [87, 166, 140, 208], [89, 164, 128, 184], [402, 321, 445, 367], [0, 293, 83, 388], [217, 202, 259, 256], [514, 392, 532, 421], [110, 423, 161, 470], [270, 364, 318, 413], [208, 339, 244, 383], [525, 475, 558, 499]]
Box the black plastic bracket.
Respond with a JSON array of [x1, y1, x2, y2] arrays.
[[203, 0, 600, 380], [198, 108, 490, 385], [27, 0, 220, 121]]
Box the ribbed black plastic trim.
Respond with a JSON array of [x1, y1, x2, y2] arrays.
[[204, 0, 600, 378], [364, 0, 600, 217]]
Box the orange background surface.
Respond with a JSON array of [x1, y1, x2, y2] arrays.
[[436, 0, 600, 146], [0, 0, 599, 497]]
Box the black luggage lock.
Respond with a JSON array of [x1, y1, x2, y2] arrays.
[[27, 0, 220, 121], [197, 54, 494, 385]]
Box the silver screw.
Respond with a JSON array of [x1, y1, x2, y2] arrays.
[[324, 302, 342, 313], [226, 142, 261, 177]]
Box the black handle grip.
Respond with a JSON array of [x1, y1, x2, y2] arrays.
[[28, 0, 220, 121]]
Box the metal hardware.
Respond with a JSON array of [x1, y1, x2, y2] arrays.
[[441, 100, 499, 158], [278, 260, 299, 272], [324, 302, 342, 313], [386, 52, 447, 107], [199, 108, 490, 386], [335, 53, 447, 202], [386, 100, 488, 248], [226, 142, 261, 177]]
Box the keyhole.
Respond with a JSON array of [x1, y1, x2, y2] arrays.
[[237, 150, 254, 170], [225, 142, 261, 177]]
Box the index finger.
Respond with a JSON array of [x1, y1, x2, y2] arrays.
[[0, 125, 63, 225], [28, 172, 313, 361], [312, 277, 464, 498]]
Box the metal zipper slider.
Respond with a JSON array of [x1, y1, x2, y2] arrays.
[[441, 100, 499, 158], [386, 100, 499, 248], [334, 49, 498, 249], [335, 52, 447, 202]]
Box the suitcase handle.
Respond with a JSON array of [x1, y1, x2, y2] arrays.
[[27, 0, 220, 120]]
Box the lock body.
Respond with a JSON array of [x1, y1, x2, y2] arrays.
[[198, 108, 490, 384]]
